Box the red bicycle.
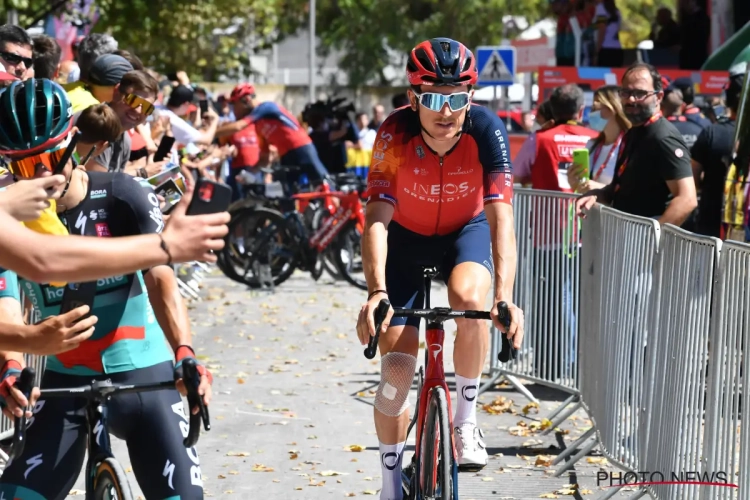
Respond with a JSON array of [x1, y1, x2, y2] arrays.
[[364, 267, 512, 499]]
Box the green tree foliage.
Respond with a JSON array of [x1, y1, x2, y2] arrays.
[[315, 0, 550, 85], [617, 0, 677, 48]]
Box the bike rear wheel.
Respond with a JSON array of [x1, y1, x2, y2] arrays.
[[420, 386, 454, 500], [92, 457, 134, 500]]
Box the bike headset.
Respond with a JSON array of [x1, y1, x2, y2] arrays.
[[405, 37, 478, 141]]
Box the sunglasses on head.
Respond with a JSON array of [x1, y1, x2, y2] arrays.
[[0, 51, 33, 68], [123, 93, 155, 116], [414, 92, 471, 112]]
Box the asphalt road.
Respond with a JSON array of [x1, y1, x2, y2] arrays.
[[65, 270, 635, 499]]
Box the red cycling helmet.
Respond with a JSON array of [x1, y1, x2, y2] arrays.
[[229, 83, 256, 102], [406, 38, 477, 87]]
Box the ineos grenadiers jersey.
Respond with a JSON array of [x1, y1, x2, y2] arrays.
[[0, 172, 173, 376], [366, 105, 514, 236]]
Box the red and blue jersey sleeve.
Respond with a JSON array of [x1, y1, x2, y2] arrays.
[[467, 105, 514, 205], [366, 115, 404, 207]]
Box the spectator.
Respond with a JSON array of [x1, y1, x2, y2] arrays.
[[667, 77, 712, 129], [0, 24, 33, 79], [523, 84, 598, 190], [90, 70, 160, 176], [160, 84, 218, 146], [86, 54, 134, 104], [691, 63, 745, 237], [592, 0, 623, 67], [113, 49, 144, 71], [355, 112, 377, 150], [74, 103, 124, 166], [576, 63, 697, 225], [678, 0, 710, 70], [369, 104, 385, 131], [513, 100, 554, 185], [31, 35, 61, 80], [569, 85, 631, 192], [521, 111, 535, 133], [661, 88, 702, 150], [75, 33, 118, 82], [650, 7, 681, 49], [56, 60, 79, 85], [392, 93, 409, 109]]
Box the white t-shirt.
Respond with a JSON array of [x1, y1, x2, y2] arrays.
[[359, 128, 377, 150], [157, 107, 202, 146], [587, 137, 619, 185], [595, 4, 622, 49]]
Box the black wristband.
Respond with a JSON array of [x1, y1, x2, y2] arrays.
[[158, 234, 173, 266], [368, 289, 388, 300]]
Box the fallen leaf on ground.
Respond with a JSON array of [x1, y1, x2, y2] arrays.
[[226, 451, 250, 457], [345, 444, 365, 452], [251, 464, 275, 472], [522, 402, 540, 415], [319, 470, 348, 476], [535, 455, 554, 467]]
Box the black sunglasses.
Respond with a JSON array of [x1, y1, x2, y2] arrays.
[[0, 51, 33, 68]]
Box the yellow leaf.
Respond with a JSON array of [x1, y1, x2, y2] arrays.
[[540, 494, 559, 499], [345, 444, 365, 452], [522, 402, 540, 415], [319, 470, 348, 476], [251, 464, 275, 472], [481, 477, 494, 481], [226, 451, 250, 457], [586, 457, 608, 465], [363, 490, 378, 495], [535, 455, 554, 467]]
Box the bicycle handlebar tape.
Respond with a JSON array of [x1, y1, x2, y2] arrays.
[[11, 367, 36, 461], [497, 302, 519, 363], [364, 299, 392, 359], [181, 358, 210, 448]]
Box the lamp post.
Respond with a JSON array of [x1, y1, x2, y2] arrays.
[[308, 0, 316, 102]]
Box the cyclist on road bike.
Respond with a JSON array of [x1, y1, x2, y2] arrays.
[[0, 79, 211, 500], [216, 83, 331, 189], [355, 38, 525, 500]]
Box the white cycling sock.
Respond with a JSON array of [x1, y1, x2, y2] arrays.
[[454, 374, 480, 428], [379, 441, 405, 500]]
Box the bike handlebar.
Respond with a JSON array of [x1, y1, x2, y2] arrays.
[[363, 299, 518, 362], [9, 358, 210, 461]]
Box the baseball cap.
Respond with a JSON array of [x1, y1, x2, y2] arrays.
[[88, 54, 134, 86], [168, 85, 195, 107]]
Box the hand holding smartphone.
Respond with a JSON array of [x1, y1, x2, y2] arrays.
[[186, 178, 232, 216]]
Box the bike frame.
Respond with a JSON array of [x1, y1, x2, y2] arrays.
[[294, 190, 365, 252]]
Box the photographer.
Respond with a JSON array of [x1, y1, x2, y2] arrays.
[[306, 98, 361, 175]]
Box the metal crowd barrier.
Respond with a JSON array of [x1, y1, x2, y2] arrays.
[[482, 188, 750, 500], [640, 226, 721, 500], [480, 188, 582, 426], [702, 240, 750, 500]]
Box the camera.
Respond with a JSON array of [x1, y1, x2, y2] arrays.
[[302, 97, 356, 128]]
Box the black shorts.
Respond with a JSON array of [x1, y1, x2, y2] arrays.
[[386, 212, 492, 328], [0, 362, 204, 500]]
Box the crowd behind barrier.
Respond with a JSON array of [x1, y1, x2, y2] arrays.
[[484, 187, 750, 499]]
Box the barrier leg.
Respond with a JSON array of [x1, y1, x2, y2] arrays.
[[177, 279, 201, 301], [551, 426, 596, 465], [503, 374, 539, 404], [596, 485, 649, 500], [552, 437, 597, 476], [545, 393, 579, 423], [477, 369, 504, 396], [541, 398, 582, 436]]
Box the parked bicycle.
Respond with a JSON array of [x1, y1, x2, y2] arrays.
[[9, 359, 210, 500], [220, 169, 367, 289], [364, 267, 516, 499]]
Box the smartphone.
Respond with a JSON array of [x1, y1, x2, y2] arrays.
[[53, 132, 81, 175], [572, 149, 590, 180], [199, 100, 209, 114], [146, 164, 181, 187], [59, 281, 98, 319], [156, 177, 183, 204], [153, 136, 176, 163], [186, 178, 232, 216]]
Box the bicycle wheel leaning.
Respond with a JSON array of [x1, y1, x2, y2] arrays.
[[92, 457, 134, 500], [331, 221, 367, 290], [310, 205, 343, 281], [420, 386, 455, 500]]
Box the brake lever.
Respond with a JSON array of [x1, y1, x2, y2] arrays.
[[497, 301, 519, 362], [10, 367, 36, 462], [181, 358, 211, 448]]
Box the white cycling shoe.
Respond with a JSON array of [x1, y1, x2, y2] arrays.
[[454, 422, 488, 471]]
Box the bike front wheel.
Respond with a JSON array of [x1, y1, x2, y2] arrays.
[[420, 386, 455, 500], [92, 457, 134, 500]]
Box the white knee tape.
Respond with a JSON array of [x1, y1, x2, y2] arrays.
[[374, 352, 418, 417]]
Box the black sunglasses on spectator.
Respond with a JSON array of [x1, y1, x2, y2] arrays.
[[0, 51, 33, 68]]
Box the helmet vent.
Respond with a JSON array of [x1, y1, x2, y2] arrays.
[[415, 48, 435, 73], [440, 41, 450, 53]]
